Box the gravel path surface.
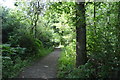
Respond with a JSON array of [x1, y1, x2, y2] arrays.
[[18, 48, 61, 79]]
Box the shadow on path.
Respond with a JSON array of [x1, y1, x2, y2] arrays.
[[18, 48, 61, 79]]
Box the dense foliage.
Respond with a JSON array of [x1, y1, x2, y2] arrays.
[[55, 2, 120, 78], [1, 1, 120, 79], [2, 1, 54, 78]]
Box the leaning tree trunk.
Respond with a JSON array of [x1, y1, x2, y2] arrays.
[[76, 2, 87, 67]]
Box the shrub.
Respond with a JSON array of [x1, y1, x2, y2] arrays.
[[57, 41, 120, 78], [2, 44, 26, 78], [9, 31, 44, 58]]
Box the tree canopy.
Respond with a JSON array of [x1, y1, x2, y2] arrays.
[[1, 0, 120, 79]]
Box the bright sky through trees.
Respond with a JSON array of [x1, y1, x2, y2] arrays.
[[1, 0, 15, 9], [1, 0, 120, 78]]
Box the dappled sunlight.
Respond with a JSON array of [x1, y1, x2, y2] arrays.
[[1, 1, 120, 79]]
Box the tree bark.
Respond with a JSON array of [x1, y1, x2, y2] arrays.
[[117, 2, 120, 78], [76, 2, 87, 67], [34, 1, 40, 38], [94, 2, 97, 35], [30, 1, 40, 38]]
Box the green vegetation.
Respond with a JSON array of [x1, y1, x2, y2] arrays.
[[1, 0, 120, 79], [1, 1, 54, 78], [57, 2, 120, 78], [2, 44, 53, 78]]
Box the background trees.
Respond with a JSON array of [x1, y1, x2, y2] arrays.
[[58, 2, 120, 78], [1, 1, 120, 79], [2, 0, 53, 78]]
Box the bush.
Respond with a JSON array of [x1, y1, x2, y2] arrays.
[[57, 42, 76, 78], [36, 26, 54, 48], [2, 43, 53, 78], [8, 31, 44, 58], [19, 34, 40, 54], [57, 41, 120, 78], [2, 7, 21, 43], [2, 44, 27, 78]]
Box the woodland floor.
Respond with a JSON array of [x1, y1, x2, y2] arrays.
[[17, 48, 61, 79]]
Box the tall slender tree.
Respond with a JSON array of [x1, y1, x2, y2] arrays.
[[94, 2, 97, 35], [30, 1, 40, 38], [76, 2, 87, 67]]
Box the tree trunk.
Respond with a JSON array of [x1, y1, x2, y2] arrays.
[[34, 1, 40, 38], [118, 2, 120, 53], [115, 2, 120, 65], [94, 2, 97, 35], [30, 1, 40, 38], [76, 2, 87, 67]]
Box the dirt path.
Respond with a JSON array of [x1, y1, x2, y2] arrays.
[[18, 48, 61, 79]]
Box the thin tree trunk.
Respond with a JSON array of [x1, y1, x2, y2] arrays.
[[117, 2, 120, 78], [76, 2, 87, 67], [34, 12, 39, 38], [94, 2, 97, 35], [34, 1, 40, 38], [115, 2, 120, 60]]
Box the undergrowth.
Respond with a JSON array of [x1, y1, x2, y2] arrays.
[[2, 44, 53, 78]]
